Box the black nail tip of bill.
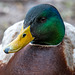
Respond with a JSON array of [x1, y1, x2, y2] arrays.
[[4, 48, 10, 54]]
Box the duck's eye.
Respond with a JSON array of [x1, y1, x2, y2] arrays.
[[40, 17, 46, 23], [22, 33, 26, 38]]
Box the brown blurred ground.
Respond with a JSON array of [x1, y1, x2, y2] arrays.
[[0, 0, 75, 44]]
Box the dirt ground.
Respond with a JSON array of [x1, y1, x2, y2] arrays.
[[0, 0, 75, 44]]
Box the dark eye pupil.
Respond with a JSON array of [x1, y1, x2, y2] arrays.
[[40, 17, 46, 23], [23, 33, 26, 37]]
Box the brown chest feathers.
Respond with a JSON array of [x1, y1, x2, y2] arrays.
[[0, 36, 74, 75]]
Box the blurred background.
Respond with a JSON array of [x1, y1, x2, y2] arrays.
[[0, 0, 75, 44]]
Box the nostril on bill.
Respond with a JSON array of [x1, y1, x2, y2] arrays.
[[4, 48, 10, 54]]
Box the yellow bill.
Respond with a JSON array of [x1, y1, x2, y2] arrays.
[[4, 26, 34, 53]]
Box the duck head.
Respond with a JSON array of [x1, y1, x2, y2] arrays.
[[4, 4, 65, 53]]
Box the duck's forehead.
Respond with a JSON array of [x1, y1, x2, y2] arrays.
[[25, 4, 54, 20], [27, 4, 51, 15], [24, 4, 59, 28]]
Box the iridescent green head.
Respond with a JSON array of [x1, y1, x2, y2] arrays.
[[4, 4, 65, 54], [24, 4, 65, 45]]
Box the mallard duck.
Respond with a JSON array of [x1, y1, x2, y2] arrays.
[[0, 4, 75, 75]]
